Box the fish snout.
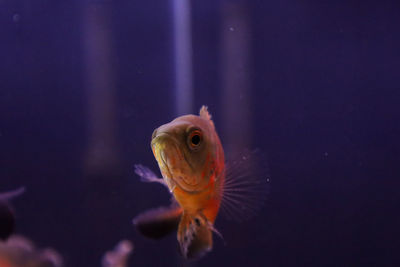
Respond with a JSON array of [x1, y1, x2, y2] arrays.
[[151, 133, 180, 170]]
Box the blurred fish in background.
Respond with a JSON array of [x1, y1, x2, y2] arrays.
[[0, 188, 63, 267], [0, 188, 25, 241], [0, 235, 63, 267], [102, 240, 134, 267]]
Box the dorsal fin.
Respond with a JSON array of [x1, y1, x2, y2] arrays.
[[199, 105, 215, 129]]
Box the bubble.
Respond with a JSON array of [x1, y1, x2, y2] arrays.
[[13, 14, 20, 23]]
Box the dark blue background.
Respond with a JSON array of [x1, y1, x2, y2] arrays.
[[0, 0, 399, 266]]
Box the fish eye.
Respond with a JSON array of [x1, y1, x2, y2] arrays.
[[187, 130, 202, 150], [191, 134, 200, 145]]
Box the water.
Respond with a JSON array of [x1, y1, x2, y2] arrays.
[[0, 0, 399, 266]]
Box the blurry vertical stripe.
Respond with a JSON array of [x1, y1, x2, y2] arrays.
[[83, 1, 120, 172], [173, 0, 193, 116], [81, 3, 122, 262], [220, 1, 252, 154], [172, 1, 195, 265]]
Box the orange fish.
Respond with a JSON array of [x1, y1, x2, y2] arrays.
[[133, 106, 268, 259]]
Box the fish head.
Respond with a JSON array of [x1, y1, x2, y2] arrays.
[[151, 111, 223, 193]]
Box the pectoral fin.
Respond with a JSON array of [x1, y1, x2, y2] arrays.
[[134, 164, 168, 189], [221, 149, 270, 222], [133, 206, 182, 239]]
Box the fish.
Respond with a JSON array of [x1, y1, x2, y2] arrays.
[[0, 187, 25, 241], [0, 235, 63, 267], [133, 106, 269, 259], [0, 188, 64, 267], [102, 240, 134, 267]]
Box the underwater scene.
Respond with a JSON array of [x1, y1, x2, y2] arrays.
[[1, 0, 399, 266]]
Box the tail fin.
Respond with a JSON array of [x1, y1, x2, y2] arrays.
[[177, 212, 213, 259], [133, 206, 182, 239]]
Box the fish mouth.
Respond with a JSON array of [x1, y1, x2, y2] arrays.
[[158, 149, 178, 191], [152, 133, 200, 192]]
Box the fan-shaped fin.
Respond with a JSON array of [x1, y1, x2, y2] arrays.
[[220, 149, 270, 222]]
